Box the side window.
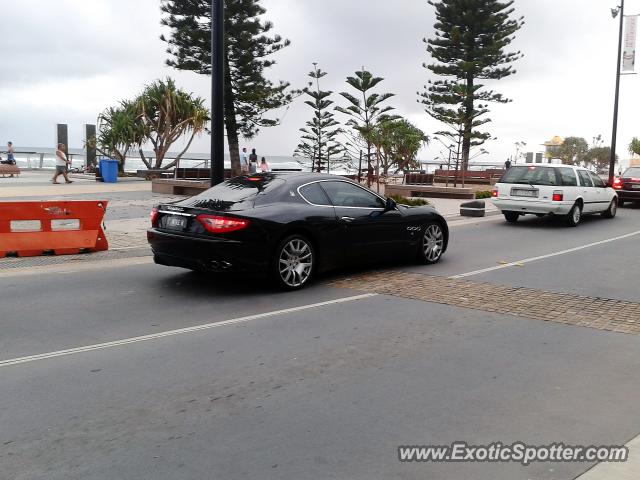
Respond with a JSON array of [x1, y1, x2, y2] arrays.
[[578, 170, 593, 187], [557, 167, 577, 187], [299, 182, 332, 206], [589, 172, 606, 188], [321, 181, 385, 209]]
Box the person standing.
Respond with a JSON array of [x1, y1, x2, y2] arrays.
[[52, 143, 73, 184], [249, 148, 258, 174], [241, 147, 249, 173], [259, 157, 270, 173], [504, 159, 512, 170], [6, 142, 15, 164]]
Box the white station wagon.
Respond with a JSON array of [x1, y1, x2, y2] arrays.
[[491, 164, 618, 227]]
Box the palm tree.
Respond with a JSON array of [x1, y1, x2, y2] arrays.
[[136, 78, 210, 170]]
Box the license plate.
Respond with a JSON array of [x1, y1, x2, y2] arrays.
[[511, 188, 538, 198], [632, 185, 640, 189], [165, 215, 187, 230]]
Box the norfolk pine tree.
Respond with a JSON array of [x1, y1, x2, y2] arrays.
[[420, 0, 524, 169], [294, 65, 344, 173], [160, 0, 296, 175], [336, 70, 396, 186]]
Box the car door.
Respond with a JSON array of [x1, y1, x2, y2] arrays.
[[588, 172, 612, 212], [577, 169, 596, 213], [319, 180, 405, 262]]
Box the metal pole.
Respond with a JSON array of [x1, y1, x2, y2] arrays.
[[211, 0, 225, 186], [609, 0, 625, 183]]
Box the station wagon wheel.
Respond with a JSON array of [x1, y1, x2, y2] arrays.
[[602, 198, 617, 219], [566, 202, 582, 227], [418, 222, 445, 264], [273, 235, 315, 290]]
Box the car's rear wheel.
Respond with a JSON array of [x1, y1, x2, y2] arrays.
[[272, 234, 315, 290], [504, 211, 520, 223], [566, 203, 582, 227], [602, 198, 618, 218], [417, 222, 445, 264]]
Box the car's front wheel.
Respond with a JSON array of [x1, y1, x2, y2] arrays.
[[272, 234, 315, 290], [417, 222, 445, 264], [602, 198, 618, 219], [504, 211, 520, 223], [566, 203, 582, 227]]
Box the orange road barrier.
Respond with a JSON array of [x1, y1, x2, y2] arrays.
[[0, 201, 109, 258]]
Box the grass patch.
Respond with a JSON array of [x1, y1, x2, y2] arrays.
[[388, 194, 430, 206]]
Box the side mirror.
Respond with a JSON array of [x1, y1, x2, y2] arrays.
[[385, 197, 397, 211]]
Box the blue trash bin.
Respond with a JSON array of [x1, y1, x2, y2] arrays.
[[99, 159, 119, 183]]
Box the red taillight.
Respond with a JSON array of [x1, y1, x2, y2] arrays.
[[491, 189, 498, 198], [197, 215, 250, 234], [613, 178, 623, 190], [150, 207, 159, 227], [552, 191, 564, 202]]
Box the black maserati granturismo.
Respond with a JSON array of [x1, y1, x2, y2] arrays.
[[147, 173, 449, 290]]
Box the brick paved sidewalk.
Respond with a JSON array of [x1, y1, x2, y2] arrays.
[[330, 270, 640, 335]]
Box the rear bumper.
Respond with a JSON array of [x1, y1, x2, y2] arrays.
[[147, 228, 269, 273], [491, 199, 573, 215], [616, 190, 640, 201]]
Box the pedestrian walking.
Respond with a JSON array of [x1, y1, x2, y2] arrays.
[[259, 157, 270, 173], [52, 143, 73, 184], [241, 147, 249, 173], [249, 149, 258, 173], [504, 159, 512, 170]]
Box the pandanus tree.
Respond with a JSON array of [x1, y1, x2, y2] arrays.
[[335, 70, 396, 186], [95, 101, 143, 173], [136, 78, 209, 170], [294, 64, 344, 173]]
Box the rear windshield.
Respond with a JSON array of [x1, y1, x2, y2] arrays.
[[623, 167, 640, 178], [182, 174, 285, 210], [500, 166, 563, 186]]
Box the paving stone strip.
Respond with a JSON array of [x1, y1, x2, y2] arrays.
[[329, 270, 640, 335]]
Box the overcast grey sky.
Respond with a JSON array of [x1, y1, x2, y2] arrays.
[[1, 0, 638, 165]]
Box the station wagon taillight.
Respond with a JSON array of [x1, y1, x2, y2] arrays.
[[197, 214, 250, 234], [613, 178, 623, 190], [552, 191, 564, 202]]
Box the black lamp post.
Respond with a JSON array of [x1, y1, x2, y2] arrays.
[[609, 0, 625, 183], [211, 0, 225, 187]]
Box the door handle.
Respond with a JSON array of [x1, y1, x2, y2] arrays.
[[341, 216, 355, 222]]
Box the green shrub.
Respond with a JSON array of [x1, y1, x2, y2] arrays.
[[388, 194, 430, 206], [475, 190, 493, 199]]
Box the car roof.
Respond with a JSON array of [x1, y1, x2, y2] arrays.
[[255, 172, 354, 183]]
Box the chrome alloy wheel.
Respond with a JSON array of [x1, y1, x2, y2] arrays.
[[423, 224, 444, 262], [278, 238, 313, 288]]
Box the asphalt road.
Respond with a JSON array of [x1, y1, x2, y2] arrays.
[[2, 206, 640, 479]]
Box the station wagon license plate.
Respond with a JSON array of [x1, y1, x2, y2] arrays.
[[632, 185, 640, 189], [511, 188, 539, 198], [165, 215, 188, 230]]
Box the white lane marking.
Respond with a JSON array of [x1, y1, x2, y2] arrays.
[[0, 293, 378, 368], [451, 229, 640, 279]]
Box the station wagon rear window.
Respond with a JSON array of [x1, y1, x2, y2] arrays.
[[500, 166, 560, 186]]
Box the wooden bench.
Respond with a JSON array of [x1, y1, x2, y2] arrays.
[[433, 169, 499, 185], [404, 173, 434, 185], [0, 164, 20, 177]]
